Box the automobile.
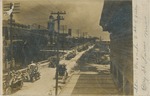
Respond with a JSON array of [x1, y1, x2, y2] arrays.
[[48, 57, 57, 68], [58, 64, 68, 83], [99, 55, 110, 64], [58, 64, 67, 76], [82, 45, 88, 50], [48, 61, 55, 68], [22, 64, 40, 82], [65, 51, 76, 60], [3, 70, 23, 95], [28, 64, 40, 82], [21, 69, 30, 82], [77, 47, 83, 52], [77, 45, 89, 52]]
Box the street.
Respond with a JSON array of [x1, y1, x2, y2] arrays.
[[2, 0, 136, 95], [10, 46, 94, 96], [11, 67, 55, 96]]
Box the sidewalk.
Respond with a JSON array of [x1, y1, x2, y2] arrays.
[[59, 73, 80, 96], [58, 64, 121, 96]]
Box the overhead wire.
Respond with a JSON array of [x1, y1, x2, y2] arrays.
[[3, 1, 52, 37], [3, 0, 70, 38]]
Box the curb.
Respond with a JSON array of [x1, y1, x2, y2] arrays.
[[57, 70, 80, 96]]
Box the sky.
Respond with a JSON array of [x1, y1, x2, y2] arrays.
[[3, 0, 110, 40]]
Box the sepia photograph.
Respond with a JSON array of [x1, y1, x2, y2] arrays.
[[1, 0, 133, 96]]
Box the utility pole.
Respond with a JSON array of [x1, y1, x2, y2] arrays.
[[76, 29, 80, 48], [85, 32, 87, 43], [82, 32, 85, 44], [77, 29, 80, 38], [51, 11, 66, 96], [62, 25, 64, 54], [61, 25, 67, 55], [3, 2, 20, 70], [85, 32, 87, 39]]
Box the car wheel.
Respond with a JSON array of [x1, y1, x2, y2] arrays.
[[5, 87, 12, 95], [32, 77, 35, 82], [37, 75, 40, 80], [19, 81, 23, 89]]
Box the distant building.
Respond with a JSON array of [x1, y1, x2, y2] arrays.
[[100, 0, 133, 95], [47, 15, 55, 44], [100, 40, 110, 53], [100, 40, 110, 45], [3, 19, 75, 71], [48, 15, 55, 33], [2, 20, 49, 71], [68, 29, 72, 36]]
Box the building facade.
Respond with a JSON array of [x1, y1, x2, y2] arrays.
[[100, 0, 133, 95], [3, 19, 74, 72], [3, 20, 49, 71]]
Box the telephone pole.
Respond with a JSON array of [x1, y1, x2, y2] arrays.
[[51, 11, 66, 96], [83, 32, 85, 44], [76, 29, 80, 48], [3, 2, 20, 70], [61, 25, 67, 55]]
